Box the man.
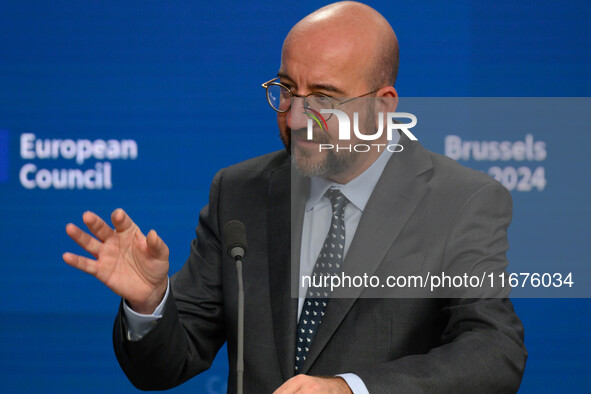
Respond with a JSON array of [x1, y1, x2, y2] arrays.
[[64, 2, 527, 393]]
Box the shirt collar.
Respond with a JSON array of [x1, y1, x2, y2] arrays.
[[306, 133, 399, 212]]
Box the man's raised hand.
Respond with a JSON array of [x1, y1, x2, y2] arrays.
[[63, 209, 169, 314]]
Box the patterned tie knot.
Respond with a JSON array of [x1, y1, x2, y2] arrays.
[[327, 188, 348, 217]]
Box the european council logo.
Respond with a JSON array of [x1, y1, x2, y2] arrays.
[[0, 130, 8, 183]]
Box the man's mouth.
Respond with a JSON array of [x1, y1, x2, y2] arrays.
[[291, 129, 325, 145]]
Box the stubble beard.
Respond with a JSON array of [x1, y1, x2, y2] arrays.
[[293, 144, 356, 178], [289, 129, 356, 178], [287, 110, 376, 179]]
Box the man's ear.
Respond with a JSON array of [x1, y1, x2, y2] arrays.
[[377, 86, 398, 113]]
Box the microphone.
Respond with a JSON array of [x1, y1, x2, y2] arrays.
[[223, 220, 247, 394], [224, 220, 247, 260]]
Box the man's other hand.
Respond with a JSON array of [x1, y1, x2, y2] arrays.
[[274, 375, 353, 394], [63, 208, 169, 314]]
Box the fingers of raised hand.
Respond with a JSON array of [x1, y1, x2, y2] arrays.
[[111, 208, 136, 233], [65, 223, 102, 257], [62, 252, 98, 276], [82, 211, 114, 242]]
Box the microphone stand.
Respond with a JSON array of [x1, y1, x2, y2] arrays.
[[224, 220, 247, 394], [233, 252, 245, 394]]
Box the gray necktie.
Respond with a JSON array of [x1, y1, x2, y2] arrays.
[[295, 188, 348, 372]]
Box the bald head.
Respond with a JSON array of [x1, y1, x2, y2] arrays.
[[284, 1, 399, 90], [277, 2, 400, 182]]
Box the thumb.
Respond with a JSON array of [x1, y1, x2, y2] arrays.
[[146, 230, 169, 260]]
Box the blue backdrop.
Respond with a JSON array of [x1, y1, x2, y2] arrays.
[[1, 0, 589, 392]]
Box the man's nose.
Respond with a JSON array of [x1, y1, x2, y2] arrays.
[[287, 97, 309, 130]]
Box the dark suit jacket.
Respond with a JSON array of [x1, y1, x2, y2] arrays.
[[113, 139, 527, 393]]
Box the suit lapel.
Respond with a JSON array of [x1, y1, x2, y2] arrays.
[[268, 161, 308, 381], [300, 139, 434, 373]]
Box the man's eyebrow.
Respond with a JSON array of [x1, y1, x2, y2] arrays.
[[309, 83, 346, 95], [276, 72, 346, 95], [277, 71, 293, 83]]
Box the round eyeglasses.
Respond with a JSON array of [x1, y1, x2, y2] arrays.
[[261, 77, 380, 121]]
